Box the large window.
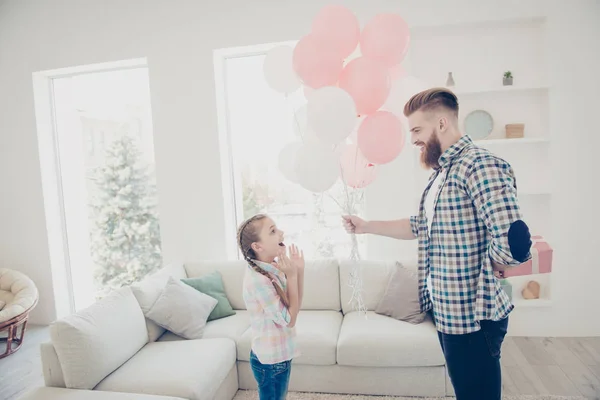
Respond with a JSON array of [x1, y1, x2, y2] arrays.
[[216, 44, 365, 260], [37, 60, 162, 310]]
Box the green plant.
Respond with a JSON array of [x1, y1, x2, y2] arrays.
[[504, 71, 513, 79]]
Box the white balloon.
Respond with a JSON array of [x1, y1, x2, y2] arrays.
[[383, 76, 429, 118], [348, 115, 366, 143], [278, 142, 303, 183], [263, 45, 301, 94], [292, 105, 323, 146], [294, 143, 339, 192], [333, 142, 346, 159], [307, 86, 357, 146], [303, 128, 323, 148], [302, 86, 315, 101]]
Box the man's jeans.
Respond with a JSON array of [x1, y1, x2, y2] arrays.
[[250, 351, 292, 400], [438, 317, 509, 400]]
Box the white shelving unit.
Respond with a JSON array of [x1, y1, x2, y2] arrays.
[[475, 137, 550, 145], [512, 298, 553, 308], [454, 84, 549, 96], [408, 17, 552, 307], [505, 273, 553, 308]]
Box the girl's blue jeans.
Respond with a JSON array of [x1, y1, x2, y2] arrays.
[[250, 350, 292, 400]]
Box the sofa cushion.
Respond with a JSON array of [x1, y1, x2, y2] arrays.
[[184, 260, 341, 311], [237, 310, 342, 365], [375, 262, 426, 324], [95, 338, 236, 400], [339, 259, 417, 314], [181, 271, 236, 321], [184, 261, 246, 310], [50, 287, 148, 389], [155, 331, 183, 342], [300, 260, 341, 311], [146, 277, 217, 340], [337, 311, 445, 367], [158, 311, 251, 343], [18, 387, 185, 400], [131, 263, 187, 342]]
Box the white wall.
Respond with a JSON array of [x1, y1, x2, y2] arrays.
[[516, 0, 600, 336], [0, 0, 598, 335]]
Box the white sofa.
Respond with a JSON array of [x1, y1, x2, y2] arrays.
[[27, 259, 453, 400]]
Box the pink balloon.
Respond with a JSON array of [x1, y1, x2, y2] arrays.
[[357, 111, 405, 164], [360, 14, 410, 68], [293, 35, 343, 89], [338, 57, 391, 116], [311, 5, 360, 60], [389, 64, 407, 81], [339, 143, 378, 188]]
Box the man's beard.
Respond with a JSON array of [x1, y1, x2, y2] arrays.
[[420, 132, 442, 170]]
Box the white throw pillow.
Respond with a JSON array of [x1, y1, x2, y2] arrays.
[[49, 287, 148, 389], [0, 299, 5, 310], [375, 262, 426, 324], [131, 263, 187, 342], [145, 276, 217, 340]]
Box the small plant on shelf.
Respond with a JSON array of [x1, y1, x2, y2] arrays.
[[503, 71, 513, 86]]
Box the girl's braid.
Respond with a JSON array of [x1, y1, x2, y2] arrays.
[[237, 214, 289, 307]]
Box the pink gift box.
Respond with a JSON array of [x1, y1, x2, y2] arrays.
[[502, 235, 553, 278]]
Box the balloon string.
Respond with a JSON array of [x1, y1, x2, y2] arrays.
[[326, 191, 344, 212], [353, 143, 359, 188], [286, 93, 306, 144], [339, 164, 367, 317]]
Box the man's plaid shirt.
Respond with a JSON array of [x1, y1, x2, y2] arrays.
[[410, 135, 531, 335]]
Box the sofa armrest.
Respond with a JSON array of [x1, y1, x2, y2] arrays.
[[40, 342, 66, 388], [18, 387, 187, 400]]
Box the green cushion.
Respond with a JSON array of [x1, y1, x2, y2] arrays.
[[181, 271, 235, 321]]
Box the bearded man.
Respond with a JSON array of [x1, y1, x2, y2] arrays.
[[343, 88, 532, 400]]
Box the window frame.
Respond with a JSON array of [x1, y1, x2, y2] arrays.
[[213, 41, 298, 260], [32, 58, 152, 315]]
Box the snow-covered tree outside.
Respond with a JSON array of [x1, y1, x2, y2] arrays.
[[89, 133, 162, 298]]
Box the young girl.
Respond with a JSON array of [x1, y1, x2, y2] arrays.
[[238, 214, 304, 400]]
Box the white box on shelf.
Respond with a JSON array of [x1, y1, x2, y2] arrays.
[[505, 272, 552, 308]]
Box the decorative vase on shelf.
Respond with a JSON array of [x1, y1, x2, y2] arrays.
[[503, 71, 513, 86], [446, 72, 455, 87]]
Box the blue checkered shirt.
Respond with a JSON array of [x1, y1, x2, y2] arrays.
[[410, 135, 531, 335]]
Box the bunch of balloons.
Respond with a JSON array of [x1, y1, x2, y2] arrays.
[[264, 5, 427, 193]]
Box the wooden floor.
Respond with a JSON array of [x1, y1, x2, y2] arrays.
[[502, 337, 600, 398], [0, 325, 599, 399], [0, 325, 50, 400]]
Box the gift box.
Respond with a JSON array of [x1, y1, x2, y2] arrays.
[[502, 235, 553, 277]]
